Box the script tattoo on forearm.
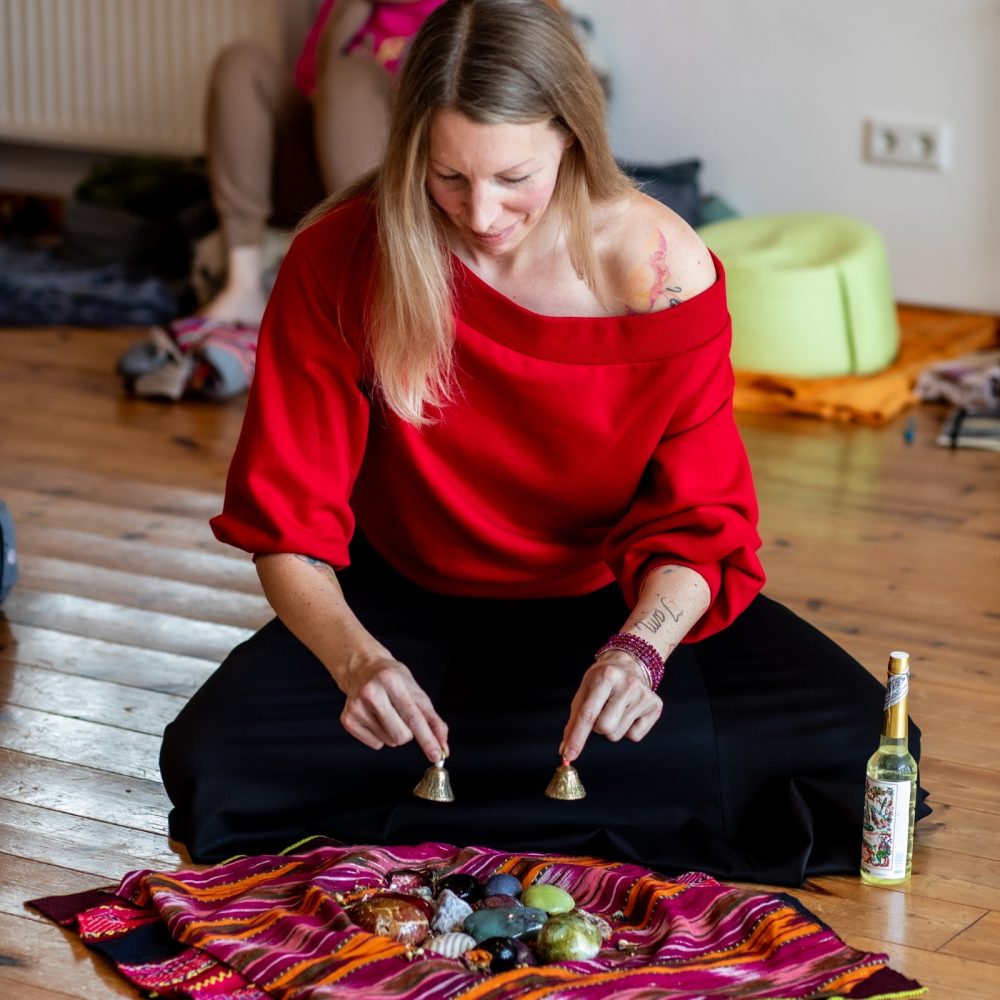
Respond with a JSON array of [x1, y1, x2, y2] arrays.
[[635, 596, 684, 635], [294, 553, 339, 586]]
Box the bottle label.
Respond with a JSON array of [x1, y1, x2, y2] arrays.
[[861, 777, 912, 879], [883, 673, 908, 710]]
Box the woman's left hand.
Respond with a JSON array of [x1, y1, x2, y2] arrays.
[[560, 651, 663, 762]]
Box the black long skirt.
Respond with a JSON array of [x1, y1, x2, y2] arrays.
[[160, 536, 928, 886]]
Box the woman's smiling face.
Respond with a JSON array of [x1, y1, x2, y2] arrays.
[[426, 108, 571, 260]]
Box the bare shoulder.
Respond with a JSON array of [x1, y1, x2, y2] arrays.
[[597, 191, 715, 315]]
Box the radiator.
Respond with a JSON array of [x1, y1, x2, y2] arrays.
[[0, 0, 281, 155]]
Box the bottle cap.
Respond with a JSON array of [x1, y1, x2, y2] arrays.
[[888, 651, 910, 674]]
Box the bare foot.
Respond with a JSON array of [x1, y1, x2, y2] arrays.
[[200, 285, 267, 326], [199, 245, 267, 326]]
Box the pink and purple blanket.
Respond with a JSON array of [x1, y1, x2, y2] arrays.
[[29, 838, 924, 999]]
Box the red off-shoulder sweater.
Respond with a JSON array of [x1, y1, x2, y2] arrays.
[[211, 196, 765, 641]]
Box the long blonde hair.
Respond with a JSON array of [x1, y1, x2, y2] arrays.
[[322, 0, 631, 425]]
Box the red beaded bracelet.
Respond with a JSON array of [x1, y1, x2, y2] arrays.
[[596, 632, 665, 691]]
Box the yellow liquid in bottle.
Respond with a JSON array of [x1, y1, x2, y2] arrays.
[[860, 739, 918, 885]]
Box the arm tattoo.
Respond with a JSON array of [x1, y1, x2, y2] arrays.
[[624, 229, 683, 313], [647, 230, 683, 310], [635, 596, 684, 635], [293, 553, 339, 586]]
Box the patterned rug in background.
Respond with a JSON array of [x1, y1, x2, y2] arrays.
[[28, 838, 925, 999]]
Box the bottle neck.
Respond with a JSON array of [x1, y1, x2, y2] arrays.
[[881, 670, 909, 741], [878, 732, 908, 750]]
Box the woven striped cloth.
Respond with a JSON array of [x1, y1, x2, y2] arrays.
[[29, 838, 924, 999]]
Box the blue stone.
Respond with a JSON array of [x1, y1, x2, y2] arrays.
[[483, 873, 523, 898]]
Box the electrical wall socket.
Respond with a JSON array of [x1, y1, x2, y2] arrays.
[[864, 119, 951, 171]]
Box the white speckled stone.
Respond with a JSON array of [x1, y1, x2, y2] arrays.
[[431, 888, 474, 933]]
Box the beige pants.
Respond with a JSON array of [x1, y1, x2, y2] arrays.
[[206, 31, 393, 248]]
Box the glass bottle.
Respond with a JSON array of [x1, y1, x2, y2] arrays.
[[860, 651, 918, 885]]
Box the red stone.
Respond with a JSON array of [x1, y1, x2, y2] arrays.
[[348, 893, 431, 945]]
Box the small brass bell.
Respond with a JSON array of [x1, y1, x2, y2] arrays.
[[413, 759, 455, 802], [545, 758, 586, 800]]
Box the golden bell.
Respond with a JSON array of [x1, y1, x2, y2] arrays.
[[545, 759, 586, 800], [413, 760, 455, 803]]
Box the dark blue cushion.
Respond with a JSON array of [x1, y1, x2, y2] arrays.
[[617, 158, 703, 228]]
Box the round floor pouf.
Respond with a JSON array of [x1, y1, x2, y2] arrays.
[[698, 212, 899, 377]]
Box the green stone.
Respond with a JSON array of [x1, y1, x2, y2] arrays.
[[522, 884, 575, 915], [463, 906, 547, 943], [535, 911, 603, 962]]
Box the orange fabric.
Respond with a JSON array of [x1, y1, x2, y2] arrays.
[[733, 306, 998, 425]]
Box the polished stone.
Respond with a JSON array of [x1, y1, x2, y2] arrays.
[[479, 936, 521, 973], [479, 893, 522, 909], [483, 873, 523, 898], [348, 893, 430, 946], [463, 905, 548, 943], [535, 911, 604, 962], [387, 868, 434, 895], [425, 931, 477, 958], [522, 884, 575, 915], [436, 873, 484, 904]]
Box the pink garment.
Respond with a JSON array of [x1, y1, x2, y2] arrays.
[[296, 0, 446, 95]]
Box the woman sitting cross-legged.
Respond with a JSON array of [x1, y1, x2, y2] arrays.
[[160, 0, 927, 886]]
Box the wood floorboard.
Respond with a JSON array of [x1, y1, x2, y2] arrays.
[[905, 847, 1000, 911], [2, 484, 239, 554], [0, 749, 170, 835], [0, 912, 142, 999], [0, 621, 216, 696], [0, 799, 181, 876], [3, 588, 255, 661], [0, 457, 229, 515], [0, 404, 239, 476], [847, 933, 1000, 999], [0, 435, 232, 490], [5, 664, 188, 734], [911, 802, 1000, 862], [0, 317, 997, 996], [0, 706, 162, 781], [0, 853, 115, 921], [0, 978, 102, 1000], [761, 880, 988, 953], [19, 553, 271, 628], [14, 522, 263, 592], [940, 911, 1000, 965], [917, 759, 1000, 814]]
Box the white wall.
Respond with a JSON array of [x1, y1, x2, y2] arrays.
[[569, 0, 1000, 313], [4, 1, 997, 311]]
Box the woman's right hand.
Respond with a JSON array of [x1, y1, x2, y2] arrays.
[[255, 553, 449, 764], [338, 652, 449, 763]]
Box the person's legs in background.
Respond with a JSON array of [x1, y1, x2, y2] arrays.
[[204, 40, 323, 326], [311, 29, 395, 193]]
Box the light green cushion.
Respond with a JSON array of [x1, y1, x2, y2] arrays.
[[698, 213, 899, 377]]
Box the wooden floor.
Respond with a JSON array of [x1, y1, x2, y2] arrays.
[[0, 315, 998, 998]]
